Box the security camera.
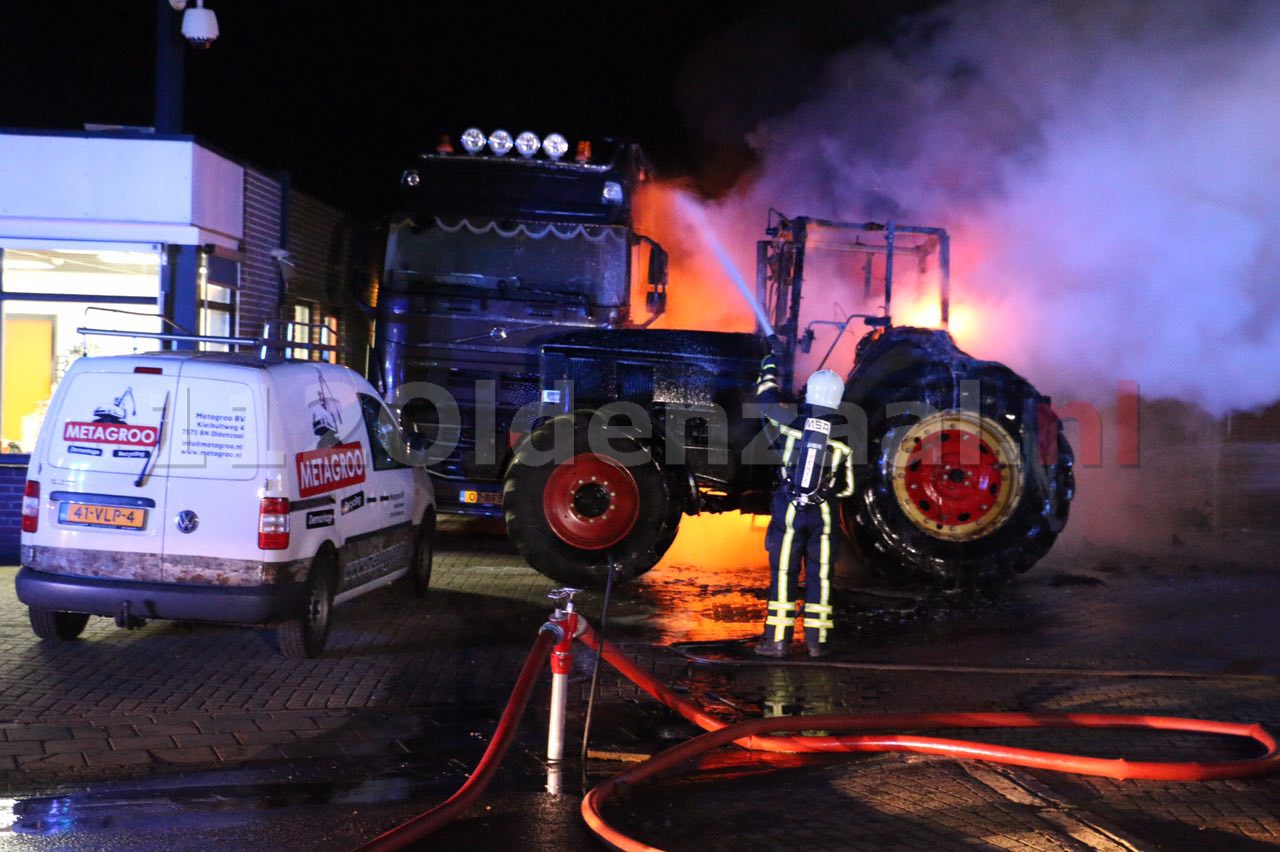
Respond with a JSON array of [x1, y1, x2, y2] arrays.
[[181, 0, 219, 49], [270, 249, 297, 283]]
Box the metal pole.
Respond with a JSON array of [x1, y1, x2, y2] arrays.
[[884, 222, 896, 316], [939, 230, 951, 329], [154, 0, 184, 134]]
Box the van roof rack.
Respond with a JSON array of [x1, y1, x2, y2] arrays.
[[76, 309, 341, 360]]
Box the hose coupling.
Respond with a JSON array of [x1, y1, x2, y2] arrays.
[[539, 621, 566, 644]]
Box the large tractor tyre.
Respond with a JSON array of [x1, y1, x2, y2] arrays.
[[29, 608, 90, 641], [843, 328, 1074, 594], [504, 413, 682, 587]]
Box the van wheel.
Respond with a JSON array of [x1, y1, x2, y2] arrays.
[[278, 553, 335, 659], [29, 608, 89, 641], [409, 512, 435, 598]]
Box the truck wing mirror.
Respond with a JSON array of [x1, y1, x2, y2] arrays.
[[648, 244, 669, 287]]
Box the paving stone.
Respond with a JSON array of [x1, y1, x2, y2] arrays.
[[195, 716, 261, 735], [150, 747, 217, 765], [212, 743, 285, 763], [16, 751, 85, 770], [108, 736, 176, 752], [0, 741, 44, 756], [84, 749, 153, 768], [255, 715, 319, 732], [4, 725, 71, 741], [171, 732, 239, 748], [233, 729, 298, 747]]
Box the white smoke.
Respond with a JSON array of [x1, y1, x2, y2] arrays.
[[685, 0, 1280, 416]]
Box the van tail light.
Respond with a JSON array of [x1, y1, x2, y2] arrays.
[[21, 481, 40, 533], [258, 497, 290, 550]]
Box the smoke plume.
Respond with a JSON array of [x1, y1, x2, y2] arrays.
[[670, 0, 1280, 417]]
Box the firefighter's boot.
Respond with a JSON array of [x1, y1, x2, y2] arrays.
[[755, 639, 789, 658]]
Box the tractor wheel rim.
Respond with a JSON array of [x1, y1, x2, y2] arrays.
[[890, 410, 1023, 541], [543, 453, 640, 550]]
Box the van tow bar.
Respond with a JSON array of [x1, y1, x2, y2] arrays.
[[115, 600, 146, 630]]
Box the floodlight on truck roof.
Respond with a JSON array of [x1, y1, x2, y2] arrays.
[[460, 128, 487, 154], [542, 133, 568, 161], [487, 130, 514, 156], [515, 132, 541, 158]]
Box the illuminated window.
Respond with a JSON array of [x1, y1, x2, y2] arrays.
[[288, 302, 339, 363], [197, 253, 238, 351], [290, 303, 311, 360], [0, 244, 162, 453]]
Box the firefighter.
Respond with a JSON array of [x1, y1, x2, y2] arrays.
[[755, 353, 854, 658]]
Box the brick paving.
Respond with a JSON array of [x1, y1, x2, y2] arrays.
[[0, 523, 1276, 849]]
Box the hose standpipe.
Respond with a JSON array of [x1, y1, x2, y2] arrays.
[[545, 587, 583, 792]]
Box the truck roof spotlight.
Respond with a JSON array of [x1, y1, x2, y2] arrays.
[[460, 127, 487, 155], [542, 133, 568, 161], [515, 132, 541, 158], [488, 130, 514, 156]]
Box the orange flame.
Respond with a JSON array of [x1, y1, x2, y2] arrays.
[[656, 511, 769, 570], [631, 183, 757, 332]]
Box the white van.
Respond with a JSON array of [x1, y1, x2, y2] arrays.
[[16, 351, 435, 658]]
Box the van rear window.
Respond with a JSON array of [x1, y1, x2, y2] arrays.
[[168, 378, 260, 480], [48, 373, 174, 474]]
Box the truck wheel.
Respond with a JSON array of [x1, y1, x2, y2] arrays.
[[408, 511, 435, 598], [279, 552, 336, 659], [29, 608, 89, 641], [845, 329, 1074, 593], [504, 414, 680, 587]]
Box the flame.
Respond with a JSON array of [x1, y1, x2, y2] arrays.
[[631, 183, 757, 332], [656, 511, 768, 570]]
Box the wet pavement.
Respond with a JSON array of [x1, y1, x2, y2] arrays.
[[0, 517, 1277, 849]]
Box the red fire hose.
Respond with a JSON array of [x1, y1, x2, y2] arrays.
[[355, 626, 559, 852], [576, 622, 1280, 850], [357, 617, 1279, 851]]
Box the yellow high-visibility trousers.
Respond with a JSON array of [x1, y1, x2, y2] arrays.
[[763, 489, 836, 646]]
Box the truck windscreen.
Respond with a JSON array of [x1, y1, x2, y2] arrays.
[[385, 217, 630, 308]]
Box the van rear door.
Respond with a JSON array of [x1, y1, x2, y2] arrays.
[[160, 360, 265, 584], [41, 361, 177, 579]]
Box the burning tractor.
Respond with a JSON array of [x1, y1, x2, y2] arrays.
[[376, 129, 1074, 592]]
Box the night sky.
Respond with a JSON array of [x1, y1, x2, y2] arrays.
[[1, 1, 930, 218]]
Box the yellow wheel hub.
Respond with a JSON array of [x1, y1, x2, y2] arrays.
[[890, 410, 1023, 541]]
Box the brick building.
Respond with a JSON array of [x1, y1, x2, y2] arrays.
[[0, 130, 367, 561]]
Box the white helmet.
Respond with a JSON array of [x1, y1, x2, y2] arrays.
[[806, 369, 844, 410]]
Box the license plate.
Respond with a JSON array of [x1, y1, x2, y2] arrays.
[[59, 502, 147, 530], [459, 489, 502, 505]]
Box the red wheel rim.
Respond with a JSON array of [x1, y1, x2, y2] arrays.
[[542, 453, 640, 550], [903, 431, 1004, 524], [891, 411, 1022, 541]]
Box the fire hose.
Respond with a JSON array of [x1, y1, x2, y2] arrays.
[[355, 625, 560, 852], [359, 599, 1280, 851]]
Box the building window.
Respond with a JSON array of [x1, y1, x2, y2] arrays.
[[0, 244, 161, 453], [197, 253, 238, 351], [288, 302, 339, 363]]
